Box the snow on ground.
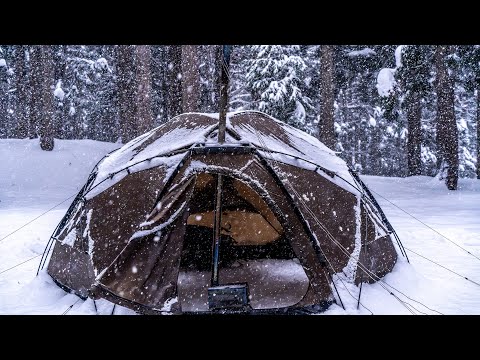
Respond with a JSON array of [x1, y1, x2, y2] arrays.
[[0, 138, 133, 315], [1, 138, 479, 315]]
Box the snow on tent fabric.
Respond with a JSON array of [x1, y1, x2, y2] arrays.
[[44, 111, 398, 314]]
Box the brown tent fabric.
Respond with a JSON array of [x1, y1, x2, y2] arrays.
[[45, 111, 399, 314]]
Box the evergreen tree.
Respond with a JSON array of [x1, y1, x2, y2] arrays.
[[135, 45, 154, 135], [29, 46, 42, 139], [117, 45, 136, 143], [458, 45, 480, 179], [0, 47, 10, 138], [435, 45, 458, 190], [245, 45, 312, 129], [181, 45, 200, 113], [319, 45, 335, 149], [13, 46, 29, 138], [166, 45, 182, 119], [38, 45, 55, 151], [229, 45, 253, 112], [395, 45, 433, 176], [335, 45, 399, 175]]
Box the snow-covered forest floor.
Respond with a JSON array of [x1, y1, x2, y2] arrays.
[[1, 138, 479, 315]]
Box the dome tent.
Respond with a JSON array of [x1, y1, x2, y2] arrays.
[[41, 111, 400, 314]]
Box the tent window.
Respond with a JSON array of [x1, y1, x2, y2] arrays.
[[178, 174, 309, 312]]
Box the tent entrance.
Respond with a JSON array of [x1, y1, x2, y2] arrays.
[[177, 173, 310, 312]]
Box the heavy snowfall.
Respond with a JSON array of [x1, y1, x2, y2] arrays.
[[0, 45, 479, 315]]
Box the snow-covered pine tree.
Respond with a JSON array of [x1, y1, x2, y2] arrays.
[[0, 47, 10, 138], [197, 45, 220, 113], [395, 45, 433, 176], [454, 84, 477, 178], [55, 45, 116, 141], [336, 45, 401, 175], [28, 46, 43, 140], [458, 45, 480, 179], [229, 45, 253, 113], [245, 45, 312, 130], [151, 46, 168, 125], [299, 45, 320, 135], [0, 46, 20, 139], [38, 45, 55, 151], [13, 46, 29, 138]]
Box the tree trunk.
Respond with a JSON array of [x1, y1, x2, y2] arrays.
[[0, 53, 9, 138], [370, 123, 381, 174], [135, 45, 154, 135], [360, 134, 367, 173], [181, 45, 200, 113], [166, 45, 182, 119], [39, 46, 55, 151], [53, 45, 67, 139], [435, 45, 458, 190], [151, 46, 166, 125], [14, 46, 29, 138], [477, 89, 480, 179], [28, 46, 42, 139], [319, 45, 335, 150], [217, 46, 230, 143], [204, 45, 220, 112], [117, 45, 137, 143], [407, 91, 422, 176]]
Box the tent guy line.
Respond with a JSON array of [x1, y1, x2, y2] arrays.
[[0, 194, 76, 243], [0, 254, 41, 276], [367, 187, 480, 262], [403, 246, 480, 287]]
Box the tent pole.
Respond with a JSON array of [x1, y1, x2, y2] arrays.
[[211, 45, 231, 286], [211, 174, 223, 286], [217, 45, 232, 144]]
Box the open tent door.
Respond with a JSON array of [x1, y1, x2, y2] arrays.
[[178, 174, 310, 312]]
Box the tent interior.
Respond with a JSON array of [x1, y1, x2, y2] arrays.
[[178, 173, 310, 312]]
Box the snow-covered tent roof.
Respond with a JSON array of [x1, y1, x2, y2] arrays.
[[87, 111, 357, 199]]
